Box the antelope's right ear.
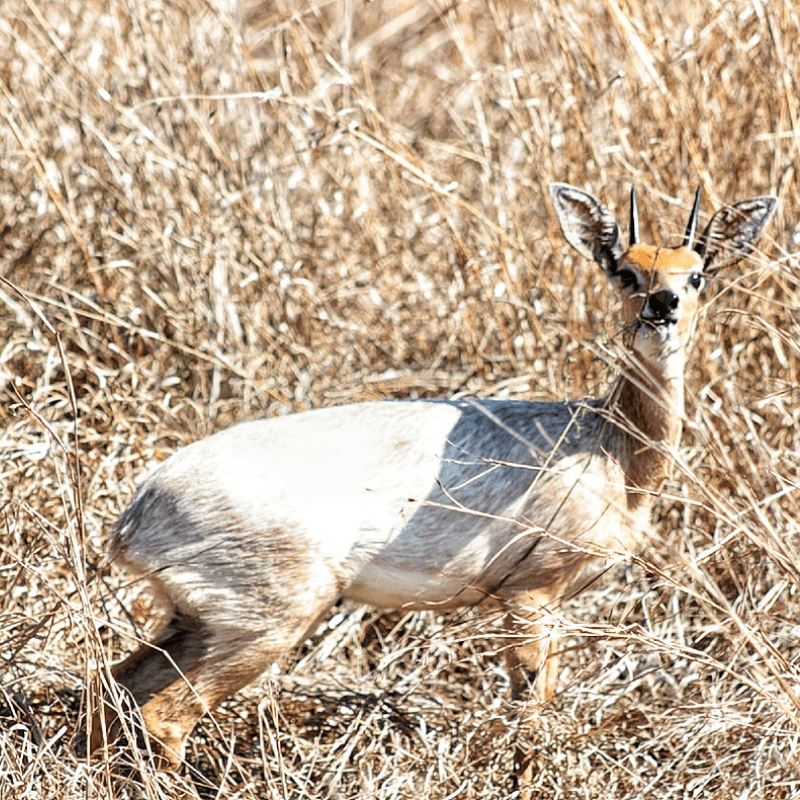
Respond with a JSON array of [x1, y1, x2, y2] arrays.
[[549, 183, 626, 279]]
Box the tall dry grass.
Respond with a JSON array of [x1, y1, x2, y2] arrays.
[[1, 0, 799, 797]]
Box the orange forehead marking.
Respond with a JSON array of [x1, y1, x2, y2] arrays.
[[623, 244, 702, 273]]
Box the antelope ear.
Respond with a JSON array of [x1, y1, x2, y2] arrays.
[[695, 196, 777, 273], [549, 183, 626, 279]]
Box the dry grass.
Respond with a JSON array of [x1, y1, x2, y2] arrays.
[[2, 0, 800, 797]]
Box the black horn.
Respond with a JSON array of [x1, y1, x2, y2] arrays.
[[683, 186, 702, 248], [629, 185, 640, 245]]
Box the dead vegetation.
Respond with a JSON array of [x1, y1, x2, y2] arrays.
[[1, 0, 799, 797]]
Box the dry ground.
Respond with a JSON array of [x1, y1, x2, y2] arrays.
[[2, 0, 800, 797]]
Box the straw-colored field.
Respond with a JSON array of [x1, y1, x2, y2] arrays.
[[2, 0, 799, 797]]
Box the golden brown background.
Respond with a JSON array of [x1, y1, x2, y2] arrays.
[[1, 1, 798, 797]]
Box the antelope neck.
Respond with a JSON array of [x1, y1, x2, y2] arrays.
[[603, 357, 685, 499]]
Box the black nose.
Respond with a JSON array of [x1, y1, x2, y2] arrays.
[[646, 289, 679, 320]]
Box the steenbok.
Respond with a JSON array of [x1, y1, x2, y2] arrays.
[[92, 183, 776, 781]]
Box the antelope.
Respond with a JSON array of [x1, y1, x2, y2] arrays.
[[91, 183, 776, 777]]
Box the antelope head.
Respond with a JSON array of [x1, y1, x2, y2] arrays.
[[549, 182, 777, 373]]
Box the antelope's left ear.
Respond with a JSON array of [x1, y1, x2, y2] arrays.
[[695, 196, 777, 273]]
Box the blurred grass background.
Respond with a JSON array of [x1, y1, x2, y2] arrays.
[[1, 0, 799, 797]]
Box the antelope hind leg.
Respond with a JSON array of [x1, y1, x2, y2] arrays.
[[88, 613, 210, 758], [136, 630, 282, 771]]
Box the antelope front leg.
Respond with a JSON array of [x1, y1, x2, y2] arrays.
[[503, 593, 561, 702], [503, 597, 562, 798]]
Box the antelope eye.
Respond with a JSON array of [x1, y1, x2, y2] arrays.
[[617, 268, 639, 291], [689, 273, 704, 291]]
